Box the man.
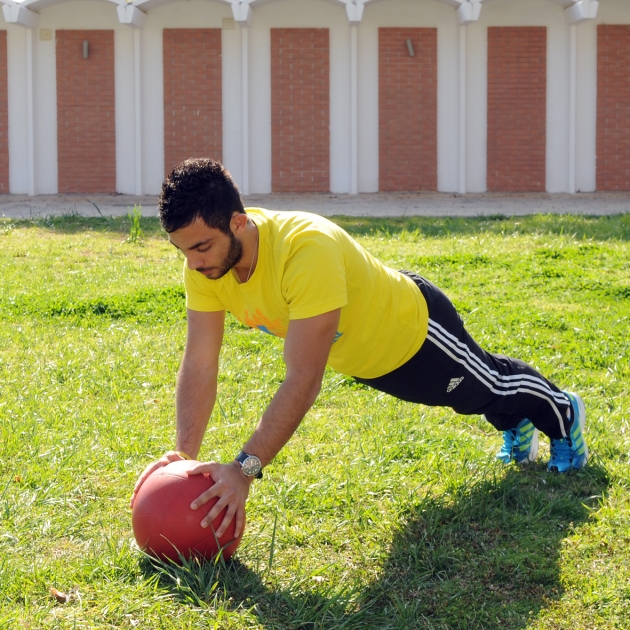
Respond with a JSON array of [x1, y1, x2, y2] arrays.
[[130, 158, 588, 542]]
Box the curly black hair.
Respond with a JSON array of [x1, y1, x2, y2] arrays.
[[158, 158, 245, 233]]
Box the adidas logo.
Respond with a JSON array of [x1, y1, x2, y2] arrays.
[[447, 377, 464, 393]]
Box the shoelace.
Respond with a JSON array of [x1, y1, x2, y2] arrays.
[[550, 438, 572, 461], [502, 428, 519, 451]]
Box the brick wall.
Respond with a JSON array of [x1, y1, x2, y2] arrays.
[[597, 25, 630, 191], [379, 28, 437, 192], [0, 31, 8, 193], [56, 30, 116, 193], [487, 27, 546, 192], [271, 28, 329, 192], [163, 29, 222, 175]]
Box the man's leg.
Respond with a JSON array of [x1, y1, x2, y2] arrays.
[[354, 272, 587, 470]]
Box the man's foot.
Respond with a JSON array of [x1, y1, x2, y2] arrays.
[[548, 392, 588, 473], [496, 418, 539, 464]]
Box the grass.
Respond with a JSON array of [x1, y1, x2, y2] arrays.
[[0, 212, 629, 629], [126, 206, 144, 244]]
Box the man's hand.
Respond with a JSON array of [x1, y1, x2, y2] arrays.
[[187, 461, 251, 538], [129, 450, 187, 509]]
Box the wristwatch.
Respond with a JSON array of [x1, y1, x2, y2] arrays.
[[235, 451, 263, 479]]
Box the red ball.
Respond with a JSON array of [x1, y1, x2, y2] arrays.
[[132, 460, 244, 563]]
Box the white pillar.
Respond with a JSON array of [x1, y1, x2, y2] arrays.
[[434, 0, 483, 192], [26, 28, 35, 196], [1, 1, 40, 194], [459, 24, 466, 194], [240, 24, 250, 195], [350, 24, 358, 195], [134, 28, 142, 196], [563, 1, 599, 192], [568, 23, 577, 194], [115, 2, 148, 193]]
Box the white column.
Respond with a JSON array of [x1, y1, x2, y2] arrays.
[[240, 24, 250, 195], [568, 23, 577, 193], [459, 24, 466, 194], [134, 28, 143, 196], [26, 28, 35, 196], [350, 24, 358, 195], [562, 0, 599, 192], [434, 0, 482, 192]]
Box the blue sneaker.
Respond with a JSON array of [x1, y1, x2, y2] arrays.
[[496, 418, 539, 464], [548, 392, 588, 473]]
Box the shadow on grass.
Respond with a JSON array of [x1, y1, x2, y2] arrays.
[[140, 461, 610, 630], [358, 462, 610, 630], [3, 213, 630, 241]]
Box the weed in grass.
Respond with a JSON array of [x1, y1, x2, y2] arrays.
[[85, 197, 105, 218], [0, 214, 629, 628], [127, 205, 144, 244]]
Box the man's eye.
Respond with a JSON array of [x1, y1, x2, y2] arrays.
[[198, 246, 211, 253]]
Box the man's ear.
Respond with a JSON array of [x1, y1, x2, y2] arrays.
[[230, 212, 248, 235]]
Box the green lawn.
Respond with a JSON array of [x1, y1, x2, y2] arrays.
[[0, 213, 629, 629]]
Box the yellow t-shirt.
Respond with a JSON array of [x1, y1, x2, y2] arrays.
[[184, 209, 428, 379]]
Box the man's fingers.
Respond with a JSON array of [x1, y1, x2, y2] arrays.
[[133, 468, 153, 494], [201, 494, 230, 528], [130, 452, 184, 509], [190, 484, 220, 511], [214, 504, 237, 538], [186, 461, 217, 476], [129, 459, 168, 508], [233, 506, 245, 539], [183, 462, 249, 540]]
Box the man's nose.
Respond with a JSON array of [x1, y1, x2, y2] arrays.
[[187, 252, 203, 270]]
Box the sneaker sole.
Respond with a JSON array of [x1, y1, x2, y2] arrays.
[[568, 391, 588, 467], [524, 428, 539, 463], [514, 428, 539, 464], [548, 392, 588, 473]]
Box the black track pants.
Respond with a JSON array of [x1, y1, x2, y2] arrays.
[[354, 272, 570, 440]]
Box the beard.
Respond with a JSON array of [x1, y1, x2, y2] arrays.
[[195, 231, 243, 279], [212, 232, 244, 279]]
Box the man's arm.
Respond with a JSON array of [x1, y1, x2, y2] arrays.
[[187, 308, 341, 537], [129, 309, 224, 507], [174, 309, 225, 458]]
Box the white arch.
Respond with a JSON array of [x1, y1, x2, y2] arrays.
[[1, 0, 600, 28], [199, 0, 379, 25], [8, 0, 120, 11], [479, 0, 598, 24], [1, 0, 123, 28]]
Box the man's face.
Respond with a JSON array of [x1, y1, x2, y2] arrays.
[[168, 217, 243, 280]]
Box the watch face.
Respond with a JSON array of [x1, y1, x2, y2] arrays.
[[241, 455, 262, 477]]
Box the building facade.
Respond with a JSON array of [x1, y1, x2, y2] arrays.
[[0, 0, 629, 195]]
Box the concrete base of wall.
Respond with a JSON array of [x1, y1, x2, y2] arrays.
[[1, 191, 629, 219]]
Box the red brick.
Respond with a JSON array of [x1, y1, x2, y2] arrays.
[[379, 28, 437, 192], [56, 30, 116, 193], [163, 29, 223, 175], [487, 27, 546, 192], [597, 25, 630, 191], [271, 28, 329, 192]]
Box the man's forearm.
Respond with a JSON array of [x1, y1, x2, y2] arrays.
[[175, 359, 217, 459], [241, 371, 321, 467]]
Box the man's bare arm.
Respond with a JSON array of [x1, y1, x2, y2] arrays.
[[241, 308, 341, 465], [175, 309, 225, 458], [188, 308, 341, 537], [129, 309, 224, 507]]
